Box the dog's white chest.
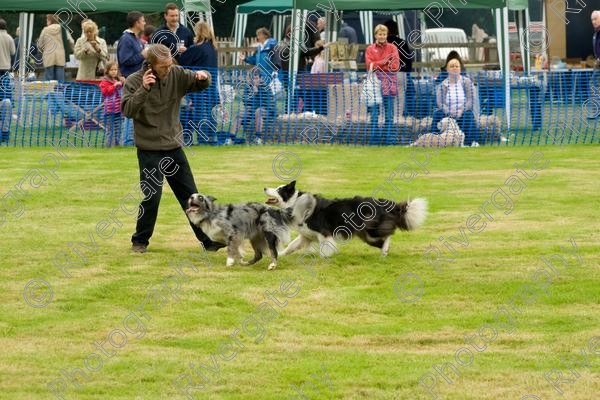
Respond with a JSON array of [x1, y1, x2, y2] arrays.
[[201, 221, 226, 242]]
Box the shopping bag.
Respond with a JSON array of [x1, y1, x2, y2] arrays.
[[360, 66, 382, 106], [269, 73, 284, 97]]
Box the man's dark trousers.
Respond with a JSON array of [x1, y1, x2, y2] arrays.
[[132, 147, 212, 246]]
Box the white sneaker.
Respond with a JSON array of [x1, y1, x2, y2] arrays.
[[471, 141, 480, 147]]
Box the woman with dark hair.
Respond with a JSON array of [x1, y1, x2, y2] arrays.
[[435, 50, 466, 83], [383, 19, 415, 117], [432, 56, 479, 146], [383, 20, 412, 73], [140, 25, 155, 46], [0, 19, 15, 78]]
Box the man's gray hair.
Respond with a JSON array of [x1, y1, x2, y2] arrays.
[[147, 43, 172, 64]]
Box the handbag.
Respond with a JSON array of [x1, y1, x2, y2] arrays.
[[360, 65, 382, 106], [95, 59, 105, 78]]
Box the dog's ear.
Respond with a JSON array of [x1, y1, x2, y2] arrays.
[[289, 180, 296, 189], [207, 195, 217, 203]]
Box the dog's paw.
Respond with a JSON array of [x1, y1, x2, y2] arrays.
[[226, 257, 235, 267], [240, 259, 249, 266], [267, 262, 277, 271]]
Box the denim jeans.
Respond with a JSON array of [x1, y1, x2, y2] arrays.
[[0, 99, 11, 142], [104, 112, 122, 147], [367, 95, 395, 145], [121, 117, 135, 146], [588, 67, 600, 118], [44, 66, 65, 81]]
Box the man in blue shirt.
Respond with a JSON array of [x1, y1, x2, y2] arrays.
[[117, 11, 147, 78], [151, 3, 194, 63], [117, 11, 147, 146]]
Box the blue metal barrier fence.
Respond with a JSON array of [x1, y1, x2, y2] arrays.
[[0, 67, 598, 147]]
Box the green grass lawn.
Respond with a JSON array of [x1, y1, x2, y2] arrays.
[[0, 145, 599, 400]]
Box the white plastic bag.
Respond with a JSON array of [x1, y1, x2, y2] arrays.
[[360, 66, 382, 106], [269, 73, 284, 97]]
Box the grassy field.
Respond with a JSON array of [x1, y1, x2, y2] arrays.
[[0, 145, 599, 400]]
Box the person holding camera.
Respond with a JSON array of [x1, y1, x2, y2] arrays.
[[121, 44, 225, 253], [74, 20, 108, 80]]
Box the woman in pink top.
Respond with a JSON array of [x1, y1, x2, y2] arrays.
[[99, 60, 125, 147], [365, 24, 400, 145]]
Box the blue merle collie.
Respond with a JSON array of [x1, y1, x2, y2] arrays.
[[186, 194, 306, 270]]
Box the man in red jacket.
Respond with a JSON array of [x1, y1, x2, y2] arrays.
[[365, 24, 400, 145]]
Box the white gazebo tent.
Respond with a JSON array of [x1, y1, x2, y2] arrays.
[[234, 0, 377, 63], [290, 0, 512, 126]]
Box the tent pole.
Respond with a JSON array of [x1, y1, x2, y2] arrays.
[[524, 7, 531, 74], [17, 13, 33, 101], [288, 8, 303, 114], [503, 7, 510, 131], [495, 7, 511, 131]]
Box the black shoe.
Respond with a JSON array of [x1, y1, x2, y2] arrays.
[[202, 241, 226, 252], [132, 243, 148, 253]]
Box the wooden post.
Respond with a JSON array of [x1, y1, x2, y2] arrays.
[[545, 0, 567, 60]]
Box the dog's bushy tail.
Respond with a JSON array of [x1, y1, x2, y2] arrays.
[[261, 208, 292, 249], [394, 198, 427, 231]]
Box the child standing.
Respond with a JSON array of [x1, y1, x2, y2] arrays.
[[310, 40, 327, 74], [241, 70, 276, 144], [99, 61, 125, 147]]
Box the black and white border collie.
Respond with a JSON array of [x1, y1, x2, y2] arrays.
[[264, 181, 427, 257]]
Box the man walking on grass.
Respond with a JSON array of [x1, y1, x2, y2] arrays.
[[121, 44, 225, 253]]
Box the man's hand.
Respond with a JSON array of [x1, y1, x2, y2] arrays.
[[195, 70, 209, 81], [142, 68, 156, 90]]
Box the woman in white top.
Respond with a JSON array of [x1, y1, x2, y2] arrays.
[[310, 40, 327, 74], [74, 20, 108, 80], [433, 57, 479, 146]]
